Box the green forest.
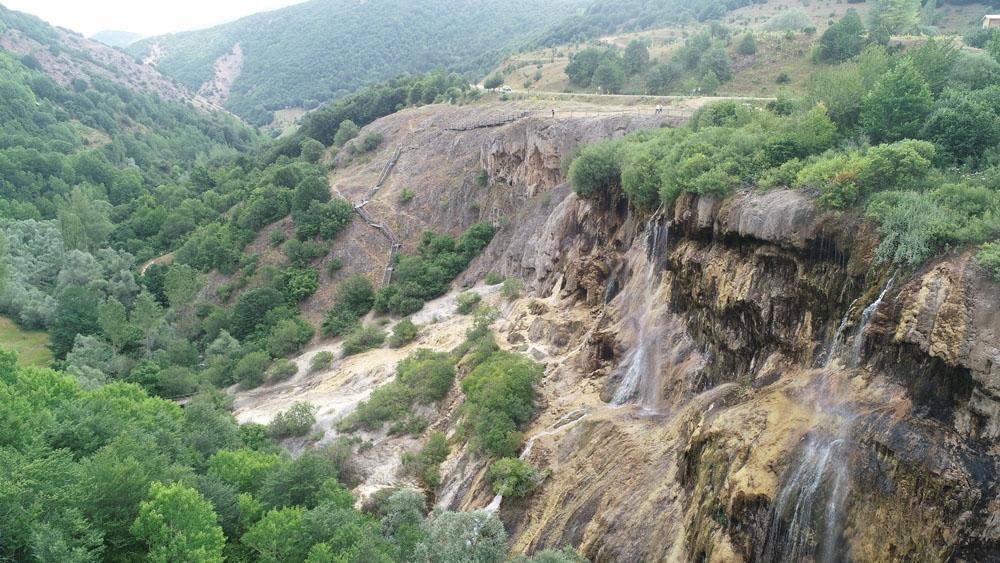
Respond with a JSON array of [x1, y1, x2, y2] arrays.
[[129, 0, 590, 125]]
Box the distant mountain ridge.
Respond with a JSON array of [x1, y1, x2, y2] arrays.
[[128, 0, 591, 125], [91, 30, 143, 48]]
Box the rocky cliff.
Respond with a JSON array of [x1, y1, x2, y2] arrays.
[[247, 102, 1000, 562]]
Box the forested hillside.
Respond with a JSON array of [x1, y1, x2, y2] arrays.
[[129, 0, 589, 125]]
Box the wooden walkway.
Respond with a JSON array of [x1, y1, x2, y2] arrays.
[[354, 145, 403, 287]]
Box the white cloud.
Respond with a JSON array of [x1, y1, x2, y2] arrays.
[[3, 0, 308, 37]]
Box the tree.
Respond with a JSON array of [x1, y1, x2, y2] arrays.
[[736, 33, 757, 56], [702, 47, 733, 82], [564, 48, 604, 87], [300, 138, 325, 163], [242, 507, 312, 562], [486, 458, 540, 499], [592, 59, 625, 93], [50, 287, 100, 359], [483, 75, 503, 90], [568, 142, 621, 199], [333, 120, 360, 147], [817, 10, 866, 63], [860, 59, 933, 143], [645, 63, 679, 94], [868, 0, 920, 41], [413, 510, 506, 563], [623, 40, 650, 75], [908, 37, 959, 96], [163, 264, 201, 309], [130, 482, 224, 563], [58, 187, 113, 252]]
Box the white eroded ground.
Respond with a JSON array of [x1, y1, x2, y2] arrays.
[[230, 283, 502, 496]]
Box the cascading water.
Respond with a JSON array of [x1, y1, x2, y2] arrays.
[[824, 278, 894, 368], [761, 278, 894, 561], [610, 218, 669, 412], [758, 431, 853, 563], [846, 277, 893, 367]]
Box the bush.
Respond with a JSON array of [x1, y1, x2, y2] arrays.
[[265, 317, 314, 357], [322, 275, 375, 337], [334, 120, 360, 146], [342, 349, 454, 431], [266, 358, 299, 384], [341, 324, 386, 356], [483, 272, 503, 285], [776, 72, 790, 84], [461, 351, 543, 458], [235, 351, 271, 388], [389, 317, 418, 347], [326, 258, 344, 276], [267, 402, 317, 439], [568, 142, 621, 199], [282, 239, 327, 266], [269, 229, 286, 247], [277, 267, 319, 303], [402, 432, 450, 489], [486, 458, 540, 499], [310, 351, 335, 373], [817, 10, 866, 63], [501, 279, 523, 301], [456, 291, 482, 314], [476, 168, 489, 187], [399, 188, 415, 203], [860, 59, 932, 144], [978, 242, 1000, 281], [358, 132, 384, 153], [736, 34, 757, 56]]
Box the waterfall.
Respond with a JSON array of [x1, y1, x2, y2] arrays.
[[610, 219, 668, 411], [824, 278, 894, 369], [846, 278, 893, 367], [758, 432, 853, 563]]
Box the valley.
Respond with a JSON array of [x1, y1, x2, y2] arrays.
[[1, 0, 1000, 561]]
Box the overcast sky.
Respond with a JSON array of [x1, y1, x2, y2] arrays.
[[3, 0, 308, 37]]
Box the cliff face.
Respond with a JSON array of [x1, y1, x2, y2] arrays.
[[440, 112, 1000, 561], [256, 103, 999, 561]]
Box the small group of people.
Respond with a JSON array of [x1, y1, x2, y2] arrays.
[[654, 104, 664, 115]]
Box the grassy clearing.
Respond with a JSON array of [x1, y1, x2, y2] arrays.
[[0, 316, 52, 367]]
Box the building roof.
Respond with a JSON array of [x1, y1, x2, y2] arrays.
[[984, 14, 1000, 20]]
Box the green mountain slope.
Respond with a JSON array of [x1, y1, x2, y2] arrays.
[[130, 0, 589, 125]]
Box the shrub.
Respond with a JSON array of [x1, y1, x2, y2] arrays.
[[277, 267, 319, 303], [326, 258, 344, 276], [269, 229, 286, 247], [860, 59, 932, 144], [399, 188, 415, 203], [389, 317, 418, 347], [486, 458, 540, 499], [456, 291, 482, 314], [334, 120, 360, 146], [235, 351, 271, 388], [476, 168, 489, 187], [341, 324, 386, 356], [978, 242, 1000, 281], [266, 359, 299, 384], [461, 351, 543, 457], [501, 279, 523, 301], [265, 317, 314, 357], [322, 275, 375, 337], [736, 34, 757, 56], [358, 132, 384, 153], [483, 272, 503, 285], [568, 142, 621, 199], [310, 351, 335, 373], [776, 72, 790, 84], [397, 349, 455, 403], [402, 432, 450, 489], [342, 349, 454, 431], [282, 239, 327, 266], [817, 10, 866, 63], [267, 402, 317, 439]]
